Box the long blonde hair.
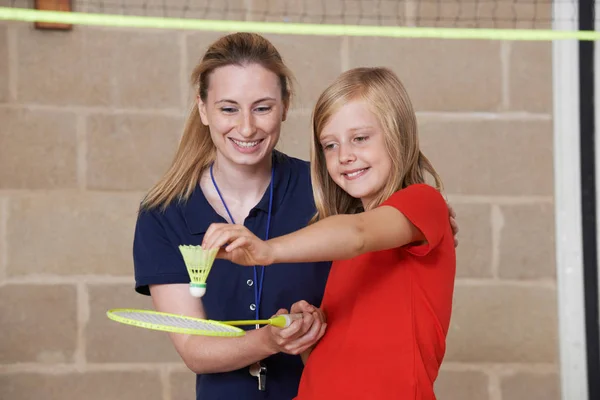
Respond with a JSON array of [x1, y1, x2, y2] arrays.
[[310, 67, 442, 222], [140, 32, 294, 211]]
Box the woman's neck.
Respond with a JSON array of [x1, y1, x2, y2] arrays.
[[209, 154, 273, 204]]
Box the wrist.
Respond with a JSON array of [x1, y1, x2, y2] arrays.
[[300, 346, 314, 365], [266, 239, 281, 265], [257, 327, 279, 356]]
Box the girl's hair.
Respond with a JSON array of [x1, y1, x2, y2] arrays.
[[140, 32, 294, 211], [310, 67, 442, 222]]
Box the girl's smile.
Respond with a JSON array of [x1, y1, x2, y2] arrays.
[[319, 99, 393, 207]]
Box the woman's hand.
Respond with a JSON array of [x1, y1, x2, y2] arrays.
[[447, 203, 459, 248], [202, 223, 276, 266]]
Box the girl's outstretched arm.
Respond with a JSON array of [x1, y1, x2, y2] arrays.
[[204, 184, 448, 266], [206, 207, 420, 265], [269, 206, 424, 263]]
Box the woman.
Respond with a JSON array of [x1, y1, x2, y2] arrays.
[[134, 32, 330, 400], [133, 32, 459, 400]]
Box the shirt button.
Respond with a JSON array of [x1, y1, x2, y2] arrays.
[[250, 304, 256, 311], [247, 279, 254, 286]]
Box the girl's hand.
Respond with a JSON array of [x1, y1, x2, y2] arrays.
[[202, 223, 275, 266]]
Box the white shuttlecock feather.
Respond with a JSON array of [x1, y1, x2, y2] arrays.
[[179, 245, 219, 297]]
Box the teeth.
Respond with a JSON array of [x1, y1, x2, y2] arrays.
[[346, 169, 366, 178], [232, 139, 260, 148]]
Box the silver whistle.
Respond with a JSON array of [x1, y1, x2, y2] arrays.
[[249, 361, 267, 391]]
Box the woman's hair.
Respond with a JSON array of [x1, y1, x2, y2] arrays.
[[309, 67, 442, 222], [140, 32, 295, 211]]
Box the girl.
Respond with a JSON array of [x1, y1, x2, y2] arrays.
[[202, 67, 456, 399]]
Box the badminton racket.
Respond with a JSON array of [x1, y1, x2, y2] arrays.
[[106, 308, 302, 337]]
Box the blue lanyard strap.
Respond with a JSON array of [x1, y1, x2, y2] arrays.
[[210, 163, 275, 321]]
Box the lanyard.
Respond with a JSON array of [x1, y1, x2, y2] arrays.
[[209, 163, 274, 322]]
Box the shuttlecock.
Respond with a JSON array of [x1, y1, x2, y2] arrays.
[[179, 245, 219, 297]]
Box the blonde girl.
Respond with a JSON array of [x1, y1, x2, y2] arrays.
[[202, 66, 456, 399]]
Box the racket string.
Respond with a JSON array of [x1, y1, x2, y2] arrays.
[[117, 311, 239, 333]]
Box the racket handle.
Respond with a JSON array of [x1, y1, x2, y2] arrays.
[[270, 313, 303, 328]]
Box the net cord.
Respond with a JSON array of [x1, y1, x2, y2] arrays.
[[0, 7, 599, 41]]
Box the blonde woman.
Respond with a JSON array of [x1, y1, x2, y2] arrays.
[[202, 67, 457, 399], [133, 33, 329, 400]]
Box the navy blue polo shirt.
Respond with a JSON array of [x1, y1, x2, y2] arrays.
[[133, 151, 331, 400]]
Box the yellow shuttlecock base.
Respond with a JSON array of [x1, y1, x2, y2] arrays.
[[179, 245, 219, 298]]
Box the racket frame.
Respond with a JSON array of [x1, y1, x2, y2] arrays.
[[106, 308, 246, 337]]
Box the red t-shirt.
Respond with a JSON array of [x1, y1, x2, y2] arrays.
[[295, 184, 456, 400]]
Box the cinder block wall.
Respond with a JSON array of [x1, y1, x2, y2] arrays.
[[0, 2, 559, 399]]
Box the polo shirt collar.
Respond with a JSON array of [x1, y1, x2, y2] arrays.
[[182, 151, 291, 235]]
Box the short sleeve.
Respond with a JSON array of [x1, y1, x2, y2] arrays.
[[133, 209, 190, 295], [380, 183, 449, 256]]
